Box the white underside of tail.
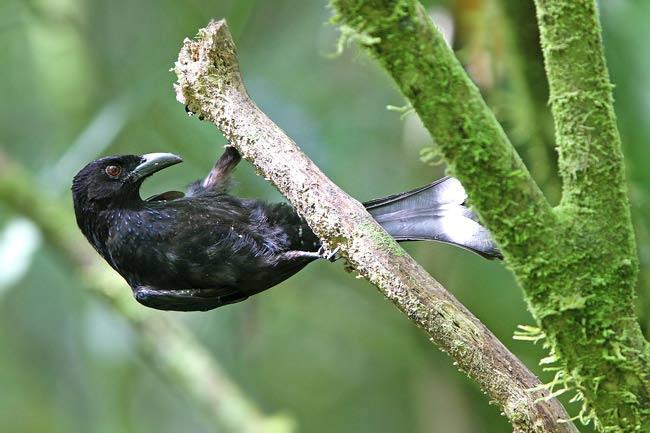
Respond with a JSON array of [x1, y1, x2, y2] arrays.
[[366, 177, 500, 258]]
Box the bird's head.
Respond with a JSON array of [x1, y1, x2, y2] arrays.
[[72, 153, 183, 214]]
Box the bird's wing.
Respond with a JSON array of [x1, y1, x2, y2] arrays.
[[200, 145, 242, 192], [145, 191, 185, 202]]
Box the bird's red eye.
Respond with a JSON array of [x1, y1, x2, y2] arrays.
[[105, 165, 122, 178]]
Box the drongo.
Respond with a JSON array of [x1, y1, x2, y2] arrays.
[[72, 146, 500, 311]]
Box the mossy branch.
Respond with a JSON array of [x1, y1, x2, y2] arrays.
[[534, 0, 628, 215], [532, 2, 649, 430], [328, 0, 649, 431], [173, 19, 578, 433], [0, 154, 294, 433]]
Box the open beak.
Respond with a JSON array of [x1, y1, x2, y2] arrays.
[[130, 153, 183, 181]]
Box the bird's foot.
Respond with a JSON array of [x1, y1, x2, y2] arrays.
[[318, 245, 341, 262], [282, 247, 341, 263]]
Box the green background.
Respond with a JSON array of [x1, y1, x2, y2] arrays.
[[1, 0, 647, 432]]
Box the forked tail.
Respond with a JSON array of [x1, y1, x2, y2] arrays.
[[364, 177, 501, 259]]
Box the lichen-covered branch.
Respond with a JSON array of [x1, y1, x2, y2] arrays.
[[0, 154, 293, 433], [173, 19, 578, 433], [328, 0, 649, 431]]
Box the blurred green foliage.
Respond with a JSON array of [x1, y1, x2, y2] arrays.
[[0, 0, 647, 432]]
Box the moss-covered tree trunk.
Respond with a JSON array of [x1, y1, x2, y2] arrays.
[[329, 0, 650, 431]]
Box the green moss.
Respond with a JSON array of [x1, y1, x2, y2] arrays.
[[359, 221, 406, 257], [331, 24, 380, 57], [331, 0, 650, 431]]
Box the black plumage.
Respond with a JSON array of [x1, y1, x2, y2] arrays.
[[72, 147, 500, 312]]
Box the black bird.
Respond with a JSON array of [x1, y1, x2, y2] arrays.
[[72, 147, 500, 312]]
